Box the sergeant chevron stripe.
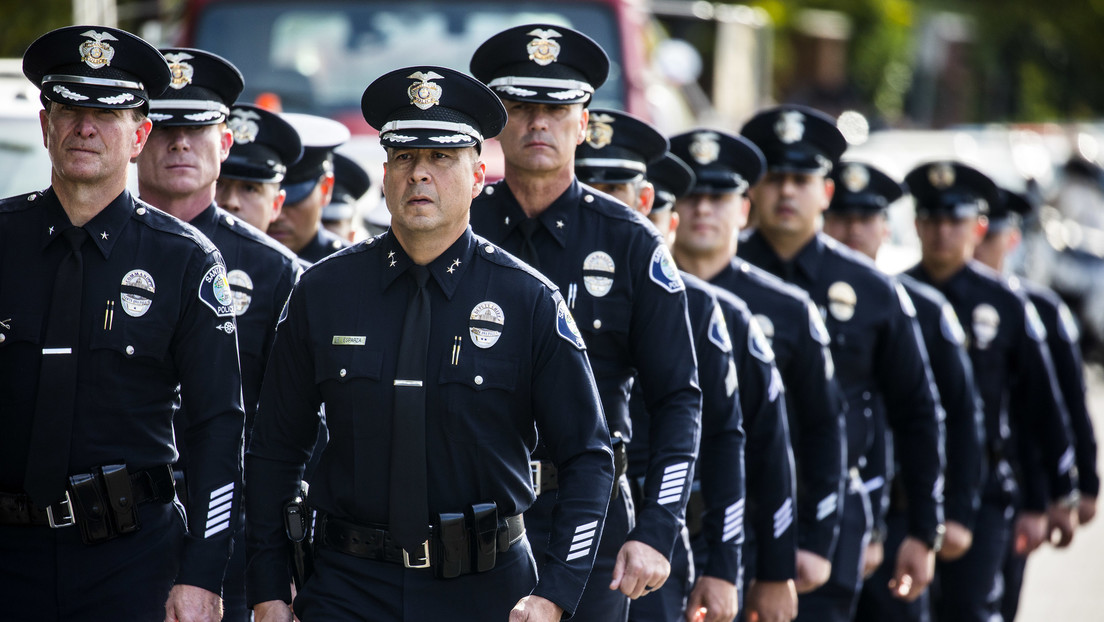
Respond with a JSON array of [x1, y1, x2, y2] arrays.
[[205, 482, 234, 538], [773, 498, 793, 539], [657, 462, 690, 506], [566, 520, 599, 562], [722, 499, 745, 543], [816, 492, 838, 521]]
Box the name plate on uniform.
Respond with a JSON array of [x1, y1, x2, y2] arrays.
[[332, 336, 366, 346]]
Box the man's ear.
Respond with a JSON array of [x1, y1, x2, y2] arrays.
[[973, 216, 989, 243], [219, 126, 234, 162], [576, 106, 589, 145], [271, 189, 286, 226], [471, 160, 487, 199], [820, 177, 835, 211], [318, 172, 336, 206], [638, 182, 655, 216]]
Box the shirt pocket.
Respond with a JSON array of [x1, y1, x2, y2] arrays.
[[439, 354, 520, 445], [572, 295, 632, 337], [89, 318, 174, 364], [313, 345, 383, 385]]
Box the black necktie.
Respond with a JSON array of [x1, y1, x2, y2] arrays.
[[25, 226, 88, 507], [517, 218, 542, 269], [389, 265, 431, 554]]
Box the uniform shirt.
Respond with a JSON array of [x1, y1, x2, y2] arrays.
[[739, 231, 944, 545], [628, 273, 746, 583], [0, 188, 245, 593], [898, 274, 985, 530], [714, 285, 796, 582], [297, 225, 350, 264], [906, 261, 1076, 511], [710, 257, 845, 561], [1016, 279, 1099, 498], [245, 228, 614, 613], [471, 180, 701, 558]]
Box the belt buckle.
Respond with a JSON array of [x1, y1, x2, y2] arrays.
[[529, 460, 542, 496], [47, 491, 75, 528], [402, 540, 431, 569]]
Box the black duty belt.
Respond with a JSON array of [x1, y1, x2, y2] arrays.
[[532, 438, 627, 496], [316, 512, 525, 576], [0, 464, 175, 528]]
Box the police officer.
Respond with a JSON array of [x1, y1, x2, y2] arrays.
[[670, 128, 846, 622], [972, 187, 1095, 621], [245, 66, 615, 622], [134, 47, 304, 622], [216, 103, 303, 233], [0, 26, 245, 620], [574, 112, 748, 622], [819, 161, 986, 622], [469, 25, 702, 622], [321, 152, 371, 242], [270, 112, 352, 262], [738, 105, 945, 621], [903, 161, 1078, 622]]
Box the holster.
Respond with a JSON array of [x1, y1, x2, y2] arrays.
[[435, 512, 469, 579], [68, 463, 141, 545], [468, 502, 498, 573], [284, 481, 314, 591]]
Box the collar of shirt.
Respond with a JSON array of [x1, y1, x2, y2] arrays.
[[380, 227, 478, 300], [741, 229, 824, 287], [188, 203, 220, 238], [495, 178, 582, 248], [39, 188, 133, 259]]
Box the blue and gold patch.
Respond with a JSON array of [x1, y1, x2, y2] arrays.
[[708, 302, 732, 353], [554, 292, 586, 351], [649, 245, 685, 293], [199, 264, 235, 318]]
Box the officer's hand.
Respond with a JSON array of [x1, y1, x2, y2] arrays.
[[610, 540, 671, 599], [888, 536, 934, 602], [1079, 496, 1098, 525], [1013, 511, 1048, 555], [1046, 501, 1077, 548], [252, 600, 296, 622], [938, 520, 973, 561], [163, 584, 223, 622], [794, 549, 831, 593], [684, 575, 738, 622], [509, 595, 563, 622], [744, 579, 798, 622], [861, 540, 884, 579]]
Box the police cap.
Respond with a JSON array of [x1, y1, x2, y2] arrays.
[[989, 187, 1036, 232], [575, 109, 668, 185], [323, 153, 372, 222], [828, 162, 905, 214], [221, 104, 303, 184], [669, 129, 765, 195], [905, 161, 999, 220], [281, 113, 351, 204], [740, 105, 846, 176], [362, 65, 506, 152], [647, 153, 695, 213], [470, 24, 609, 106], [23, 25, 171, 111], [149, 48, 242, 126]]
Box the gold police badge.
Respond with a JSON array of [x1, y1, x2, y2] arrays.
[[841, 163, 869, 193], [408, 71, 444, 110], [164, 52, 195, 90], [79, 30, 118, 69], [928, 163, 956, 189], [827, 281, 857, 322], [228, 108, 260, 144], [774, 111, 806, 144], [586, 113, 615, 149], [689, 132, 720, 165], [526, 29, 562, 66]]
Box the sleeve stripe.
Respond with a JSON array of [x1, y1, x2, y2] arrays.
[[205, 520, 231, 538], [210, 482, 235, 498]]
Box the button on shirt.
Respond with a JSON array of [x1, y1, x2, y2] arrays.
[[0, 189, 245, 593], [245, 228, 614, 612], [471, 180, 701, 558]]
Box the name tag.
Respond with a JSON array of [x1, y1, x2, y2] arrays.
[[332, 336, 366, 346]]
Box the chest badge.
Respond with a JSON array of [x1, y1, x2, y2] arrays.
[[120, 269, 156, 317], [827, 281, 857, 322], [582, 251, 615, 297], [469, 301, 505, 349], [227, 269, 253, 316], [972, 303, 1000, 350]]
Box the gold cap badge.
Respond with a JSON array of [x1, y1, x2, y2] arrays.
[[928, 163, 956, 189], [526, 29, 562, 66], [163, 52, 195, 90], [408, 71, 444, 110], [79, 30, 118, 69], [227, 108, 260, 144], [841, 164, 869, 193], [689, 132, 721, 165], [774, 111, 806, 144], [586, 113, 615, 149]]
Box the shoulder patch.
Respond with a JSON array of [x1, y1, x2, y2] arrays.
[[896, 282, 917, 318], [940, 303, 966, 346], [1057, 302, 1080, 344], [708, 301, 732, 353], [808, 302, 831, 345], [748, 315, 776, 364], [199, 263, 235, 318], [1025, 302, 1047, 343], [649, 244, 685, 293], [553, 291, 587, 351]]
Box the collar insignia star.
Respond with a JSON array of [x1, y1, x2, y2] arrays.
[[447, 258, 461, 274], [100, 231, 109, 240], [556, 220, 564, 229], [48, 226, 55, 235], [389, 258, 397, 267], [504, 216, 510, 226], [388, 250, 395, 259]]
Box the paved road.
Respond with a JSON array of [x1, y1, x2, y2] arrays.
[[1017, 364, 1104, 621]]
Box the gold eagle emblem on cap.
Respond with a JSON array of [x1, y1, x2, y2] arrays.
[[928, 163, 956, 189], [79, 30, 118, 69], [163, 52, 195, 90], [774, 111, 806, 144], [407, 71, 444, 111], [586, 113, 615, 149], [527, 29, 562, 66], [689, 132, 721, 165], [227, 108, 260, 144], [841, 163, 869, 193]]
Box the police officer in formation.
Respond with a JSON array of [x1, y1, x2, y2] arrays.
[[818, 162, 986, 622], [738, 106, 945, 621], [469, 25, 703, 622], [1, 26, 245, 620], [245, 65, 615, 621], [134, 47, 304, 622], [904, 161, 1077, 621], [670, 127, 846, 622], [321, 152, 372, 242]]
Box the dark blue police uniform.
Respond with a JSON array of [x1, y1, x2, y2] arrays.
[[298, 226, 351, 264], [280, 113, 354, 264]]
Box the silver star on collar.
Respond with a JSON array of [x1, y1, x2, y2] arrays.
[[100, 231, 109, 240], [504, 216, 510, 225], [447, 258, 461, 274], [556, 220, 564, 229], [389, 258, 397, 268], [48, 226, 55, 235], [388, 250, 395, 259]]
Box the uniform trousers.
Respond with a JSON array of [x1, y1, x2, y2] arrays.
[[795, 482, 872, 622], [933, 483, 1013, 622], [528, 474, 634, 622], [0, 500, 184, 622]]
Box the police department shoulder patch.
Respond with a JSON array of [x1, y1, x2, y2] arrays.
[[748, 316, 776, 363], [708, 302, 732, 353], [939, 303, 966, 346], [554, 291, 586, 351], [649, 245, 685, 293], [199, 264, 235, 318]]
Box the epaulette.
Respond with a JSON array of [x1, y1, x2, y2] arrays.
[[736, 259, 812, 305], [133, 198, 218, 255], [0, 191, 44, 213], [299, 232, 377, 279], [214, 208, 300, 266], [473, 234, 560, 293]]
